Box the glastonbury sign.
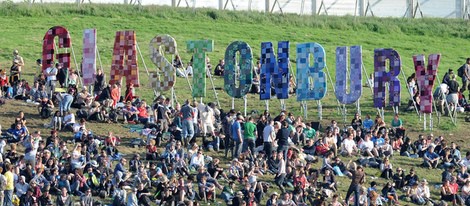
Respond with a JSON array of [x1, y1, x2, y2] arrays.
[[41, 26, 443, 129]]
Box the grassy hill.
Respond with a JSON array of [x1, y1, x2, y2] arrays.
[[1, 2, 470, 205]]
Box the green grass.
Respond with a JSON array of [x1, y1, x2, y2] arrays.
[[1, 2, 470, 205]]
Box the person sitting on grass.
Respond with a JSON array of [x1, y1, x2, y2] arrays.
[[6, 123, 27, 143], [406, 182, 426, 205], [33, 84, 47, 103], [122, 101, 139, 124], [423, 145, 440, 169], [381, 182, 399, 205], [404, 168, 419, 188], [340, 132, 358, 157]]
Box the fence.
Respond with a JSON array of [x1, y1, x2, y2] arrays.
[[12, 0, 470, 19]]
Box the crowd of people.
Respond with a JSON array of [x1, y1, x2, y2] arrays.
[[1, 50, 470, 206]]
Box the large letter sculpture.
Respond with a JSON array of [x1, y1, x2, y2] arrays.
[[374, 49, 401, 108], [335, 46, 363, 104], [42, 26, 72, 71], [296, 43, 326, 101], [149, 35, 177, 91], [82, 29, 96, 86], [224, 41, 253, 98], [260, 41, 290, 100], [413, 54, 440, 113], [187, 40, 214, 98], [109, 31, 140, 87]]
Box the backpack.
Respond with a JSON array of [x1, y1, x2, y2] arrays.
[[40, 107, 52, 119], [458, 64, 465, 77], [77, 109, 89, 119]]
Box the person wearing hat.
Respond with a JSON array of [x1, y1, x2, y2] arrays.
[[266, 191, 279, 206], [345, 165, 366, 206], [10, 50, 24, 83], [15, 176, 29, 199], [418, 179, 432, 203]]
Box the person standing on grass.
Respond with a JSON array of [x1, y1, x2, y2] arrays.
[[181, 100, 195, 147], [231, 115, 244, 158], [276, 121, 291, 161], [263, 120, 275, 159], [243, 116, 257, 158], [460, 58, 470, 94], [3, 163, 14, 206], [10, 50, 24, 83], [447, 75, 460, 114], [45, 62, 58, 98], [345, 165, 366, 206], [275, 152, 286, 194], [224, 109, 236, 158], [0, 167, 5, 206]]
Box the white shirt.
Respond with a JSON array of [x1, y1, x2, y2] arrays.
[[418, 185, 430, 198], [190, 154, 205, 168], [185, 65, 193, 76], [192, 108, 198, 124], [201, 107, 214, 125], [278, 159, 286, 175], [462, 184, 470, 199], [460, 157, 470, 167], [439, 83, 449, 94], [342, 138, 356, 153], [46, 67, 57, 81], [63, 113, 76, 125], [359, 140, 374, 152], [263, 124, 275, 142]]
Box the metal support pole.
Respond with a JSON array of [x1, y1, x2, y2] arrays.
[[325, 65, 343, 111], [244, 95, 247, 116], [135, 41, 158, 97], [311, 0, 317, 15], [207, 72, 221, 108], [70, 45, 83, 87], [265, 0, 270, 13], [400, 66, 420, 116]]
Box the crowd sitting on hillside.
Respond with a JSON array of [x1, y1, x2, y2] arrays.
[[2, 51, 470, 206]]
